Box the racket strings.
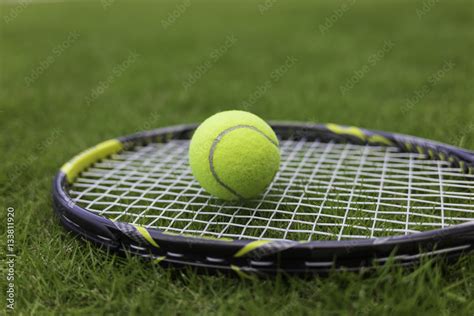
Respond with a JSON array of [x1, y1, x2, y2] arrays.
[[68, 139, 474, 241]]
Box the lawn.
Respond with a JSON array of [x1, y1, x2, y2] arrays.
[[1, 0, 473, 314]]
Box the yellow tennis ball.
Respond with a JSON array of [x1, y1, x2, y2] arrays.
[[189, 110, 280, 201]]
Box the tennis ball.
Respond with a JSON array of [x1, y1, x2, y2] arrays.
[[189, 110, 280, 201]]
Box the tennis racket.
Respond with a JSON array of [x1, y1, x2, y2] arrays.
[[52, 123, 474, 276]]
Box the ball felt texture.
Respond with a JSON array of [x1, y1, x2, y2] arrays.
[[189, 110, 280, 201]]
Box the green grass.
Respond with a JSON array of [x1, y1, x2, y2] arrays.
[[1, 0, 473, 314]]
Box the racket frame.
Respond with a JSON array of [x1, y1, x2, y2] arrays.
[[52, 123, 474, 273]]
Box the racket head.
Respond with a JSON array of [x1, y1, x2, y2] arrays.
[[52, 123, 474, 274]]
